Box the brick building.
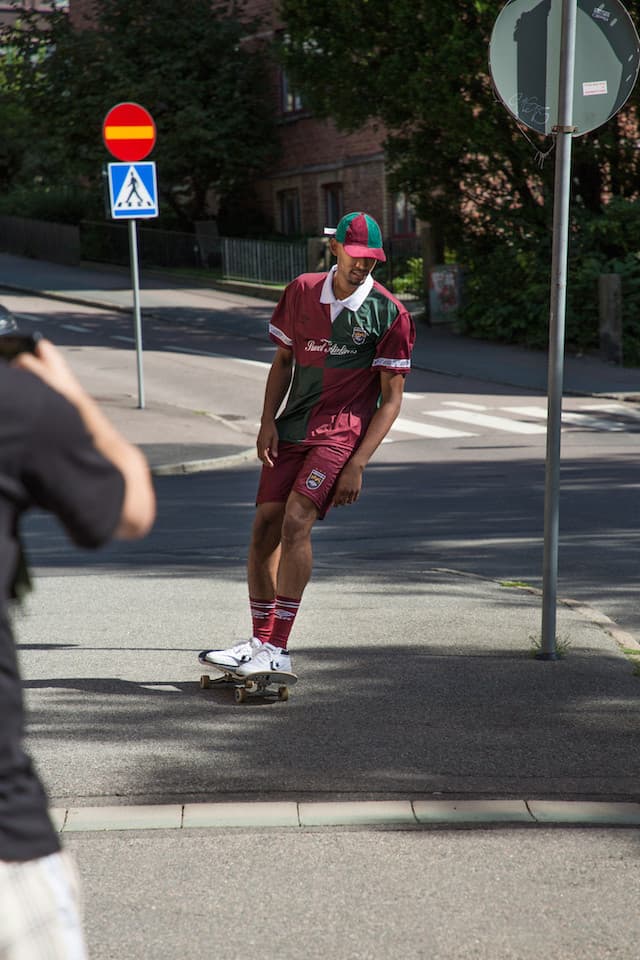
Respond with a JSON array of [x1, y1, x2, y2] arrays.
[[243, 0, 416, 241], [69, 0, 416, 242], [0, 1, 67, 27]]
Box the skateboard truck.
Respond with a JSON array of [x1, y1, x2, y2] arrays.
[[199, 669, 296, 704]]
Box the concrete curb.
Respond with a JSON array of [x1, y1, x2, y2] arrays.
[[48, 800, 640, 833], [151, 447, 257, 476]]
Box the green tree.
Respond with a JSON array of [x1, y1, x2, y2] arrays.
[[278, 0, 640, 360], [1, 0, 278, 226], [278, 0, 640, 245]]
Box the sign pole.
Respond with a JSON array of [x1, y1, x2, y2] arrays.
[[128, 218, 145, 410], [539, 0, 577, 659], [102, 102, 157, 412]]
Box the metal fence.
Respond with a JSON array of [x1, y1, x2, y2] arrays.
[[0, 218, 423, 291], [80, 221, 307, 284], [0, 215, 80, 266], [222, 236, 307, 284], [80, 221, 203, 270]]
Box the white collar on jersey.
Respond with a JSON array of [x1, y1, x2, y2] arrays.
[[320, 265, 374, 321]]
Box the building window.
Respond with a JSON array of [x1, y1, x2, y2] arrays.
[[322, 183, 343, 228], [393, 193, 417, 236], [278, 189, 301, 235], [280, 71, 303, 114]]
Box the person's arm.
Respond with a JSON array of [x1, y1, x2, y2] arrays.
[[14, 339, 155, 540], [332, 371, 405, 507], [256, 346, 294, 467]]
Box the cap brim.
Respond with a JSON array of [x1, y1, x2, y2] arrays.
[[343, 243, 386, 263]]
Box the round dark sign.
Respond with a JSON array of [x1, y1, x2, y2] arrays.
[[489, 0, 640, 136]]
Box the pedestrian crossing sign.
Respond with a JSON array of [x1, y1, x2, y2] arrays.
[[107, 161, 158, 219]]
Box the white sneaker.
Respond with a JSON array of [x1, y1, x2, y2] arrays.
[[198, 637, 262, 670], [236, 642, 293, 677]]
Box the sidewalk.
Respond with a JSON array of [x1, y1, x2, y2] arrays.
[[8, 250, 640, 796], [1, 251, 638, 408], [7, 253, 640, 958]]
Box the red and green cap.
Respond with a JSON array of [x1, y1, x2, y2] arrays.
[[334, 211, 386, 262]]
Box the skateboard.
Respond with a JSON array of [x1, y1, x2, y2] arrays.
[[198, 660, 297, 704]]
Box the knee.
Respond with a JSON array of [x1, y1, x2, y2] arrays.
[[281, 499, 316, 545], [251, 504, 284, 551]]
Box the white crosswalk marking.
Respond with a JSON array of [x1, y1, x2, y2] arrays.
[[166, 346, 270, 369], [503, 405, 626, 431], [441, 400, 488, 410], [426, 409, 548, 434], [391, 416, 473, 439]]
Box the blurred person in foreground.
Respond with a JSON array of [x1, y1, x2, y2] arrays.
[[0, 337, 155, 959]]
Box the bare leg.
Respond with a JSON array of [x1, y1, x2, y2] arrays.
[[276, 491, 319, 598], [247, 501, 285, 599]]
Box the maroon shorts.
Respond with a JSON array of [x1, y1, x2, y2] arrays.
[[256, 442, 354, 518]]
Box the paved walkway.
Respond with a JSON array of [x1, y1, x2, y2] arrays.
[[4, 252, 640, 957], [3, 251, 638, 821]]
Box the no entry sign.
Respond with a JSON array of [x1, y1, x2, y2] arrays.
[[102, 102, 156, 161]]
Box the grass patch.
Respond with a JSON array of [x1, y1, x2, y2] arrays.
[[528, 632, 572, 658], [621, 648, 640, 677]]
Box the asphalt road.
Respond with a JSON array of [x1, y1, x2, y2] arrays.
[[6, 286, 640, 960], [10, 286, 640, 639]]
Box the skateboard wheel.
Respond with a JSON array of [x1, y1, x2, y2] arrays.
[[278, 686, 289, 701], [245, 680, 255, 691], [234, 687, 247, 704], [200, 675, 211, 689]]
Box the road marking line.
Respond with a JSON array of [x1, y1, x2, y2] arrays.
[[427, 409, 547, 434], [441, 400, 488, 410], [162, 346, 270, 369], [12, 312, 46, 323], [503, 406, 626, 431], [61, 324, 89, 333], [391, 416, 474, 439]]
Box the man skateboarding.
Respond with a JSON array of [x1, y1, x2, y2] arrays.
[[199, 212, 415, 679]]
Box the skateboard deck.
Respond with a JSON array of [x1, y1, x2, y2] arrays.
[[198, 658, 297, 704]]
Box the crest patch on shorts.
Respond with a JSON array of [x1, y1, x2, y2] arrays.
[[352, 326, 367, 345], [305, 468, 327, 490]]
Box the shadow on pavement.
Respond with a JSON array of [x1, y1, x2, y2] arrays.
[[22, 635, 640, 803]]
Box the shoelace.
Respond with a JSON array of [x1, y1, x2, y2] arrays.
[[230, 639, 257, 661]]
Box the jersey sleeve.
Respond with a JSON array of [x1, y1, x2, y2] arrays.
[[372, 307, 416, 374], [22, 386, 125, 549], [268, 280, 297, 351]]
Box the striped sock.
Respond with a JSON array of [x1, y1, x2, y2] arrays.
[[269, 595, 300, 649], [249, 597, 276, 644]]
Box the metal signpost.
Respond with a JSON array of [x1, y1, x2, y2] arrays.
[[489, 0, 639, 657], [102, 102, 158, 409]]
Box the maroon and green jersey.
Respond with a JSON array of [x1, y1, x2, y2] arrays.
[[269, 271, 415, 449]]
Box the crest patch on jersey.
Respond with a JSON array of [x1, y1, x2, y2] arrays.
[[352, 326, 367, 345], [305, 468, 327, 490]]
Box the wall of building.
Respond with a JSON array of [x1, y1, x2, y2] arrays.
[[0, 1, 67, 27], [242, 0, 394, 238], [67, 0, 412, 242]]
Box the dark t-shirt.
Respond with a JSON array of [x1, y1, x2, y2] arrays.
[[0, 366, 125, 861]]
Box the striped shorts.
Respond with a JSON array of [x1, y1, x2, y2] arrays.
[[0, 851, 87, 960]]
